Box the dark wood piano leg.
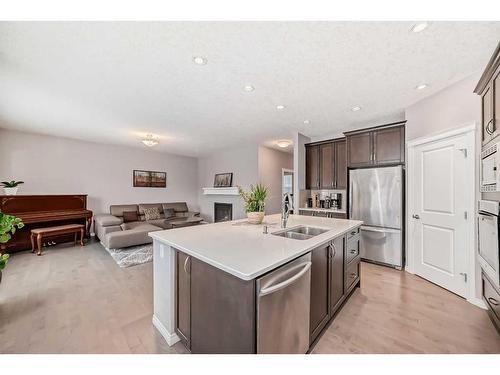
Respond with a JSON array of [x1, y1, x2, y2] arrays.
[[80, 228, 85, 246]]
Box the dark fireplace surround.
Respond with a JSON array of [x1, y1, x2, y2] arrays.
[[214, 202, 233, 223]]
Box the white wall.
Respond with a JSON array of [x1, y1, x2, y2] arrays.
[[0, 129, 199, 214], [293, 132, 311, 211], [258, 146, 293, 215]]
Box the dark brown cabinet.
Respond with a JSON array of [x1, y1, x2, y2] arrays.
[[345, 123, 405, 167], [176, 251, 191, 349], [330, 235, 345, 313], [310, 242, 332, 342], [306, 138, 347, 190]]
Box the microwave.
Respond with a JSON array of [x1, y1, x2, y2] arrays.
[[478, 200, 500, 287], [481, 142, 500, 192]]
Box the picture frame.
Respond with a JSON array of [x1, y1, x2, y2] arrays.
[[213, 172, 233, 188], [133, 170, 167, 188]]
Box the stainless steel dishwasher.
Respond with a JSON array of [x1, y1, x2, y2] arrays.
[[256, 253, 311, 354]]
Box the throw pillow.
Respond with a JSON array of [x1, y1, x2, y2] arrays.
[[144, 207, 161, 221], [164, 208, 176, 219], [122, 211, 139, 223]]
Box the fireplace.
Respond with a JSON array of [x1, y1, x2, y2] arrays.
[[214, 203, 233, 223]]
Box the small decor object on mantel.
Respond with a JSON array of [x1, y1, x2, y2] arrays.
[[133, 170, 166, 188], [1, 180, 24, 196], [214, 173, 233, 188], [238, 184, 268, 224]]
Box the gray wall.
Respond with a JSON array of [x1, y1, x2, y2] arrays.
[[0, 129, 199, 214]]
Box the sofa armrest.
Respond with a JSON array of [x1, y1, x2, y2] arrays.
[[94, 214, 123, 227], [188, 211, 200, 217]]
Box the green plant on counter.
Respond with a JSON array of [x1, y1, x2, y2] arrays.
[[0, 253, 9, 271], [1, 181, 24, 188], [238, 184, 269, 213], [0, 211, 24, 244]]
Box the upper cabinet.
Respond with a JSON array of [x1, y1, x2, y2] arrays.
[[345, 123, 405, 168], [306, 138, 346, 190], [475, 42, 500, 147]]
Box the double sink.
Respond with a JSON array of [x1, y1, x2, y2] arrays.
[[272, 225, 329, 240]]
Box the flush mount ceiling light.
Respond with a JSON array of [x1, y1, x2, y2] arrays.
[[276, 105, 286, 110], [351, 106, 362, 112], [193, 56, 207, 65], [141, 134, 159, 147], [303, 120, 311, 125], [243, 85, 255, 92], [411, 22, 429, 33], [415, 83, 429, 90], [276, 140, 292, 148]]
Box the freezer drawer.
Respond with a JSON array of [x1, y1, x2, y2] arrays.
[[360, 226, 402, 268]]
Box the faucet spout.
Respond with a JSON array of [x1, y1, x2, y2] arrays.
[[281, 193, 292, 228]]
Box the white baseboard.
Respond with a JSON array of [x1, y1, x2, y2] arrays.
[[152, 314, 180, 346], [468, 297, 487, 310]]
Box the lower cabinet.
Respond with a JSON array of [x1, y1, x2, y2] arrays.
[[330, 236, 345, 313], [482, 272, 500, 333], [176, 251, 191, 349], [309, 242, 331, 342]]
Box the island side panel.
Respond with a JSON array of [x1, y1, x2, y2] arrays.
[[152, 240, 180, 346]]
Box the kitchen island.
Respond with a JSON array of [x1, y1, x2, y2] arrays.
[[150, 213, 362, 354]]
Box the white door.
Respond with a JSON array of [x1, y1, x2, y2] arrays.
[[410, 133, 471, 298]]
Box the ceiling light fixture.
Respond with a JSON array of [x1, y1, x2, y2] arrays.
[[276, 105, 286, 110], [303, 120, 311, 125], [193, 56, 207, 65], [243, 85, 255, 92], [411, 22, 429, 33], [276, 140, 292, 148], [351, 106, 362, 112], [141, 134, 159, 147], [415, 83, 429, 90]]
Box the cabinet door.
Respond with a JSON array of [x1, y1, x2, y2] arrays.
[[334, 140, 347, 189], [482, 83, 494, 145], [492, 66, 500, 141], [373, 126, 405, 165], [306, 145, 320, 189], [310, 242, 331, 343], [176, 251, 191, 349], [320, 143, 334, 189], [330, 235, 345, 314], [347, 132, 372, 167]]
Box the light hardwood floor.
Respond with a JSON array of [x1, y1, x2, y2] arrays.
[[0, 240, 498, 354]]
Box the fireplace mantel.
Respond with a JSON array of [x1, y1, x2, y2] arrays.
[[202, 187, 239, 195]]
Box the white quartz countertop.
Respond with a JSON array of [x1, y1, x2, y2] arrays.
[[149, 214, 362, 281], [298, 207, 347, 214]]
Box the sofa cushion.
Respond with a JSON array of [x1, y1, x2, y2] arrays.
[[163, 208, 176, 219], [143, 207, 161, 220], [163, 202, 188, 213], [138, 203, 164, 215], [103, 223, 161, 249], [94, 214, 123, 227], [120, 221, 155, 231], [110, 204, 139, 217], [123, 211, 139, 223], [146, 219, 173, 230]]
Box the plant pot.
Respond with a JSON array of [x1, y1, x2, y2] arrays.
[[3, 187, 18, 195], [247, 211, 265, 224]]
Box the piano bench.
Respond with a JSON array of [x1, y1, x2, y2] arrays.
[[30, 224, 86, 256]]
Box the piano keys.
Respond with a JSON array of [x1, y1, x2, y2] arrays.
[[0, 195, 93, 253]]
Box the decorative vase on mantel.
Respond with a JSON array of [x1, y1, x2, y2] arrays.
[[247, 211, 265, 225]]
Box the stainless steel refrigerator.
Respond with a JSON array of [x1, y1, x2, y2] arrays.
[[349, 166, 404, 269]]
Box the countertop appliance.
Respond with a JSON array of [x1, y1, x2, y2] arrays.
[[478, 200, 500, 287], [349, 166, 404, 269], [256, 252, 311, 353], [481, 141, 500, 192], [331, 193, 341, 210]]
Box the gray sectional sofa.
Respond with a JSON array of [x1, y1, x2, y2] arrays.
[[94, 202, 201, 249]]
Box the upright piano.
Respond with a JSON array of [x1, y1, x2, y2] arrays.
[[0, 195, 93, 253]]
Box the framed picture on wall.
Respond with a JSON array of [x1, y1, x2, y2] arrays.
[[133, 170, 167, 188], [213, 172, 233, 188]]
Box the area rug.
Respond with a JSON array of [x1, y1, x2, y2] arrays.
[[105, 244, 153, 268]]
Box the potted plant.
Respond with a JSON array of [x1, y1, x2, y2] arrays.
[[0, 211, 24, 284], [238, 184, 268, 224], [1, 180, 24, 195]]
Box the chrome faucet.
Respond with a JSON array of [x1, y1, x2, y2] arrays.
[[281, 193, 292, 228]]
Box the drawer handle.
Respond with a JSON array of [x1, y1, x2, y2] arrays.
[[350, 250, 357, 254], [489, 297, 499, 306], [350, 231, 357, 236], [183, 256, 190, 274], [350, 272, 357, 278]]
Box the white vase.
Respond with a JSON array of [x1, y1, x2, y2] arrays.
[[247, 211, 265, 224], [3, 187, 18, 195]]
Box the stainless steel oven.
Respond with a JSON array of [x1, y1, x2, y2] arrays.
[[478, 200, 500, 287]]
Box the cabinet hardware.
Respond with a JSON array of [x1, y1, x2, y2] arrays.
[[486, 119, 494, 135], [350, 230, 357, 236], [488, 297, 498, 306], [350, 250, 356, 254], [464, 211, 468, 220], [458, 148, 468, 158], [350, 273, 357, 278], [183, 256, 190, 274], [459, 272, 467, 282], [412, 214, 420, 219]]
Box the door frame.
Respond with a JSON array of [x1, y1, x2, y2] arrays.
[[406, 123, 482, 307]]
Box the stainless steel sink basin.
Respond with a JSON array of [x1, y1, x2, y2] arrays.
[[272, 226, 329, 240]]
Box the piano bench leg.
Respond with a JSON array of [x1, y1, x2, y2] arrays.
[[37, 234, 43, 256], [30, 233, 35, 253], [80, 228, 85, 246]]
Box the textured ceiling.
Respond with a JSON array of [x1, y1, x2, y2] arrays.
[[0, 21, 499, 156]]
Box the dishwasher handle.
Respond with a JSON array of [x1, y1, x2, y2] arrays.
[[259, 262, 312, 297]]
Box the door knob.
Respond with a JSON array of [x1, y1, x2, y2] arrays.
[[412, 214, 420, 219]]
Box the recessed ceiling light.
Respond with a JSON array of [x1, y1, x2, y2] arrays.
[[193, 56, 207, 65], [276, 105, 286, 110], [415, 83, 429, 90], [411, 22, 429, 33], [141, 134, 159, 147], [276, 140, 292, 148], [243, 85, 255, 92], [303, 120, 311, 125], [351, 106, 362, 112]]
